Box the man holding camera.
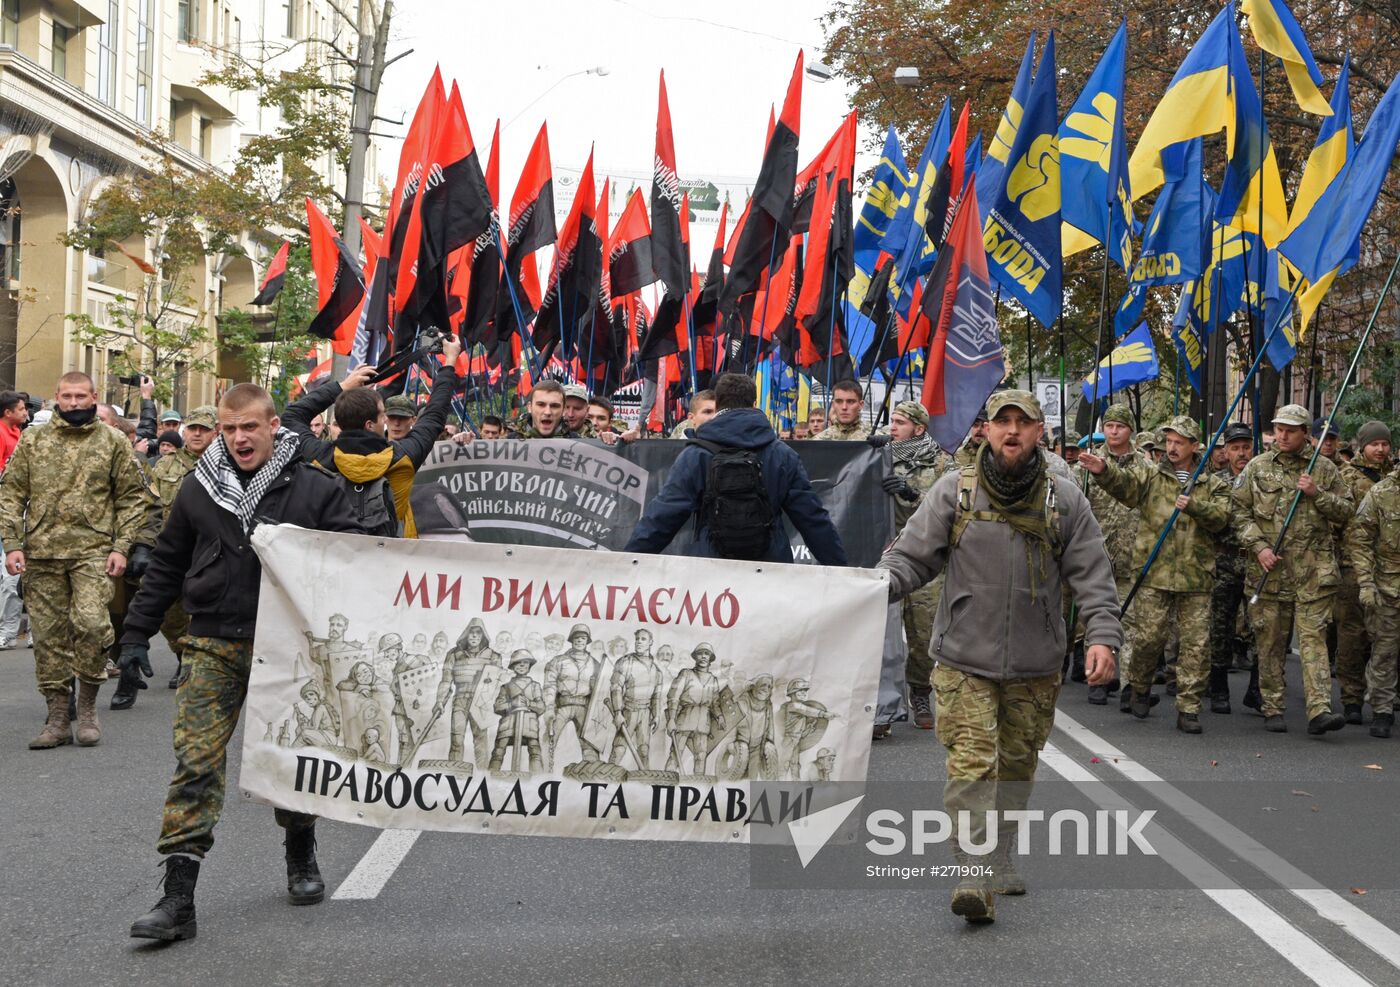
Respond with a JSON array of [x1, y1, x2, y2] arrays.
[[0, 372, 148, 749]]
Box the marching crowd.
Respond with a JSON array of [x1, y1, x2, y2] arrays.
[[0, 342, 1391, 933]]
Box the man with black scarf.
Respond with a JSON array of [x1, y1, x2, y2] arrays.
[[879, 390, 1121, 926]]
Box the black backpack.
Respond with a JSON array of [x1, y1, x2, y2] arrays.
[[689, 438, 773, 560], [341, 475, 402, 537]]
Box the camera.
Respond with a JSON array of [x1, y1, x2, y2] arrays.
[[117, 374, 143, 387]]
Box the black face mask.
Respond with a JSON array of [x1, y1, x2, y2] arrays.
[[57, 406, 97, 427]]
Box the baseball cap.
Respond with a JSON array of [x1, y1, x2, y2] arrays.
[[185, 405, 217, 429], [1222, 422, 1254, 444], [891, 400, 929, 428], [1311, 416, 1339, 439], [984, 389, 1043, 422], [563, 383, 589, 402], [1135, 431, 1157, 449], [160, 409, 183, 423], [1272, 404, 1311, 427], [1161, 415, 1201, 442], [383, 395, 418, 418]]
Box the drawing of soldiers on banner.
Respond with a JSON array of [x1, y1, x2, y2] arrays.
[[302, 613, 365, 698], [778, 678, 839, 780], [804, 747, 836, 782], [606, 630, 665, 769], [544, 624, 604, 767], [375, 634, 430, 762], [718, 674, 778, 780], [665, 643, 729, 778], [430, 631, 450, 662], [431, 617, 501, 767], [292, 680, 342, 748], [335, 659, 393, 766], [488, 651, 545, 774]]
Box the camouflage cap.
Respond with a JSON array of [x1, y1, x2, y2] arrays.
[[891, 400, 929, 428], [1222, 422, 1254, 444], [985, 389, 1043, 421], [1161, 415, 1201, 442], [563, 383, 589, 402], [185, 405, 217, 429], [1135, 431, 1157, 449], [1272, 403, 1311, 427], [508, 649, 537, 670], [383, 395, 419, 418], [1102, 403, 1133, 426]]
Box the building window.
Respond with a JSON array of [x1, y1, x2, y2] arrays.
[[1, 0, 17, 48], [96, 2, 119, 106], [136, 0, 155, 125], [200, 119, 213, 159], [283, 0, 296, 38], [105, 349, 125, 406], [51, 23, 69, 77], [179, 0, 199, 43], [86, 247, 109, 285], [0, 178, 19, 284]]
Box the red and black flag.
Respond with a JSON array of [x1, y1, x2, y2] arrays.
[[794, 112, 857, 378], [650, 70, 687, 298], [461, 118, 503, 346], [496, 122, 556, 339], [534, 148, 598, 358], [609, 187, 656, 296], [791, 114, 851, 236], [305, 197, 364, 345], [719, 54, 802, 316], [922, 100, 970, 253], [251, 241, 289, 306], [579, 178, 614, 370], [345, 218, 383, 359], [415, 82, 494, 336]]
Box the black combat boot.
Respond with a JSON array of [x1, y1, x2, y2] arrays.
[[1087, 684, 1108, 705], [1242, 668, 1262, 712], [130, 855, 199, 941], [1130, 687, 1153, 720], [1371, 713, 1394, 739], [1208, 667, 1231, 714], [1177, 712, 1203, 734], [1307, 711, 1346, 735], [285, 825, 325, 905], [1344, 704, 1364, 725], [1264, 715, 1287, 733]]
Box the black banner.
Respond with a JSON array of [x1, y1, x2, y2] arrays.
[[412, 439, 893, 567]]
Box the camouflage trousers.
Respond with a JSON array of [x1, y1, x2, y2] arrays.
[[160, 601, 191, 661], [157, 636, 314, 858], [902, 577, 940, 692], [1333, 569, 1370, 707], [1127, 589, 1211, 712], [933, 664, 1060, 857], [1209, 554, 1251, 678], [1363, 601, 1400, 715], [26, 557, 113, 696], [1249, 596, 1334, 719]]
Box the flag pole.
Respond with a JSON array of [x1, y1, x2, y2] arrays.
[[1086, 249, 1110, 456], [746, 229, 783, 375], [1249, 247, 1400, 604], [1120, 275, 1305, 615], [1057, 315, 1066, 447], [1254, 46, 1269, 452], [1024, 308, 1034, 390]]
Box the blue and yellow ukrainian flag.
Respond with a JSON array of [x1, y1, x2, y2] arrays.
[[853, 125, 909, 276], [1128, 4, 1236, 201], [1288, 57, 1352, 238], [1060, 21, 1132, 269], [976, 33, 1037, 221], [983, 32, 1061, 328], [1218, 17, 1289, 247], [1081, 322, 1160, 402], [884, 100, 950, 317], [1261, 249, 1299, 371], [1241, 0, 1332, 116]]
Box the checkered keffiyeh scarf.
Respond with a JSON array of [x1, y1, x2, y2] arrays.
[[194, 427, 301, 532]]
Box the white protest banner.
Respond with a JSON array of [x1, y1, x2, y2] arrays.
[[241, 525, 887, 843]]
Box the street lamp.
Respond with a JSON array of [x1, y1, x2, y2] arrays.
[[504, 66, 610, 129], [894, 66, 920, 87]]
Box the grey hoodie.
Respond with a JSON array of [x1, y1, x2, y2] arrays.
[[878, 468, 1123, 680]]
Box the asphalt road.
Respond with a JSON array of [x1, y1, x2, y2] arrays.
[[4, 638, 1399, 987]]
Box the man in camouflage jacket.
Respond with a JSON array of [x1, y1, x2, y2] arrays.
[[1345, 460, 1400, 738], [1208, 422, 1260, 713], [1333, 421, 1392, 723], [1232, 404, 1353, 734], [1080, 415, 1230, 733]]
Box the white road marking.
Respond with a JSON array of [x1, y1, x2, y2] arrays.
[[331, 828, 422, 900], [1053, 710, 1400, 974], [1041, 744, 1370, 986]]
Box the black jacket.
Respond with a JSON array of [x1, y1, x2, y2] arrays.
[[122, 460, 362, 643]]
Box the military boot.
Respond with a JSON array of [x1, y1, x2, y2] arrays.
[[909, 688, 934, 730], [950, 879, 995, 924], [1306, 711, 1346, 735], [74, 681, 101, 746], [1208, 666, 1231, 713], [1370, 713, 1393, 739], [1087, 684, 1108, 705], [1177, 712, 1203, 734], [1130, 687, 1153, 720], [989, 850, 1027, 895], [29, 690, 72, 749], [130, 855, 199, 941], [285, 825, 325, 904], [1344, 704, 1364, 725], [1242, 668, 1262, 712]]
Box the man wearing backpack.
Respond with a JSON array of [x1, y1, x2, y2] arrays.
[[624, 373, 846, 565], [282, 334, 462, 537]]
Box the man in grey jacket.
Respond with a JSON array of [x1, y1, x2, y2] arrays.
[[879, 389, 1122, 926]]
